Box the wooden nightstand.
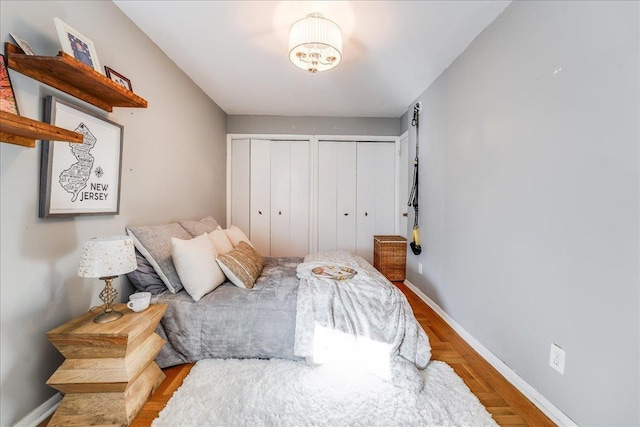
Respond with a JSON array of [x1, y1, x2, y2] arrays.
[[46, 303, 167, 426]]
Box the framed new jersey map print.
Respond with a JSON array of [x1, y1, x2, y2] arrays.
[[39, 96, 123, 217]]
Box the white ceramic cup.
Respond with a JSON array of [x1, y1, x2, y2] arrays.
[[127, 292, 151, 312]]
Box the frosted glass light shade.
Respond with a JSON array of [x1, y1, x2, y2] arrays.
[[78, 236, 137, 278], [289, 13, 342, 74]]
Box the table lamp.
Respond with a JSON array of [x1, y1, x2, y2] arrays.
[[78, 236, 138, 323]]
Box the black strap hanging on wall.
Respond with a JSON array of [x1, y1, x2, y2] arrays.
[[407, 102, 422, 255]]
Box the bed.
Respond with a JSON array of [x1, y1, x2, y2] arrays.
[[126, 217, 431, 390]]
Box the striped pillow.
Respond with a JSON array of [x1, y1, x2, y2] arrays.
[[215, 241, 264, 289]]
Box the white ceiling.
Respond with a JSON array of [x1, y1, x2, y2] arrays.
[[114, 1, 510, 118]]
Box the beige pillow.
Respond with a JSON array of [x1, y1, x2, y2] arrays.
[[224, 225, 252, 248], [171, 234, 225, 301], [208, 229, 234, 255], [215, 241, 264, 289]]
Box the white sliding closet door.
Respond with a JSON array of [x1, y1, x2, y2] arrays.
[[270, 141, 310, 257], [250, 139, 271, 256], [317, 141, 357, 253], [288, 142, 310, 257], [318, 142, 338, 252], [230, 139, 250, 236], [245, 139, 310, 257], [336, 143, 357, 252], [270, 142, 291, 257], [356, 142, 396, 263]]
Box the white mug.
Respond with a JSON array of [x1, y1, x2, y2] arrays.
[[127, 292, 151, 312]]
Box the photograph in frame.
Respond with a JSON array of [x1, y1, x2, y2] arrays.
[[53, 17, 101, 73], [0, 54, 19, 114], [105, 66, 133, 91], [10, 33, 36, 55], [40, 96, 123, 217]]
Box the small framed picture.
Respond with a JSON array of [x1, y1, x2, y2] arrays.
[[53, 17, 101, 73], [40, 96, 123, 217], [10, 33, 36, 55], [0, 54, 19, 115], [104, 66, 133, 92]]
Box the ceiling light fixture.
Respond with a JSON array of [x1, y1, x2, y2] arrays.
[[288, 13, 342, 75]]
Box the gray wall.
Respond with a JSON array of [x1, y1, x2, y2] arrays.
[[404, 1, 639, 425], [0, 2, 227, 425], [227, 115, 401, 136], [399, 111, 408, 136]]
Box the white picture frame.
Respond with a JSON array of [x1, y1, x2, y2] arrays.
[[10, 33, 36, 55], [53, 17, 101, 73]]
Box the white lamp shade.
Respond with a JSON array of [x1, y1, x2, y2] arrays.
[[289, 13, 342, 74], [78, 236, 137, 278]]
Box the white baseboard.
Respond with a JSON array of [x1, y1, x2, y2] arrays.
[[403, 279, 578, 427], [12, 393, 62, 427]]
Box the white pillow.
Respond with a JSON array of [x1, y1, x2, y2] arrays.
[[171, 234, 225, 301], [224, 225, 252, 248], [208, 229, 234, 254]]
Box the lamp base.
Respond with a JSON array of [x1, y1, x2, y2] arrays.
[[93, 309, 124, 324], [93, 275, 123, 323]]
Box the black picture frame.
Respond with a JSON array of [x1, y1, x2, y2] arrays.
[[105, 66, 133, 92]]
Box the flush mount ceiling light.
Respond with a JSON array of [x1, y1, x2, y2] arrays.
[[288, 12, 342, 74]]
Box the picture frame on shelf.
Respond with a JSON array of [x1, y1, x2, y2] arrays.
[[39, 96, 123, 217], [0, 54, 19, 115], [10, 33, 36, 55], [53, 17, 101, 73], [105, 66, 133, 91]]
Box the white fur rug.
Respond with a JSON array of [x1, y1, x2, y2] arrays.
[[153, 358, 498, 427]]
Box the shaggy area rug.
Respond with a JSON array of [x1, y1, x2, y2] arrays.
[[153, 358, 498, 427]]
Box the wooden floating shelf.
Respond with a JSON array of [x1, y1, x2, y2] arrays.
[[0, 110, 83, 148], [5, 42, 148, 112]]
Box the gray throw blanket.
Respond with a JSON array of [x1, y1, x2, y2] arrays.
[[294, 251, 431, 391]]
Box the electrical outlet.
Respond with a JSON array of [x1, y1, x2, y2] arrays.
[[549, 343, 566, 374], [418, 263, 423, 275]]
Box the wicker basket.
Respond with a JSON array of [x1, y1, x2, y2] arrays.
[[373, 235, 407, 281]]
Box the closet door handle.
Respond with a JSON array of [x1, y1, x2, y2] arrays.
[[365, 212, 368, 217], [279, 211, 282, 215], [258, 210, 262, 215], [344, 213, 349, 216]]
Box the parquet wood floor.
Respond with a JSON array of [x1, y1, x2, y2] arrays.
[[395, 282, 555, 427], [130, 281, 556, 426]]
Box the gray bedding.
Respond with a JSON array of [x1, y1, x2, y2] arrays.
[[152, 256, 303, 368], [296, 251, 432, 391]]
